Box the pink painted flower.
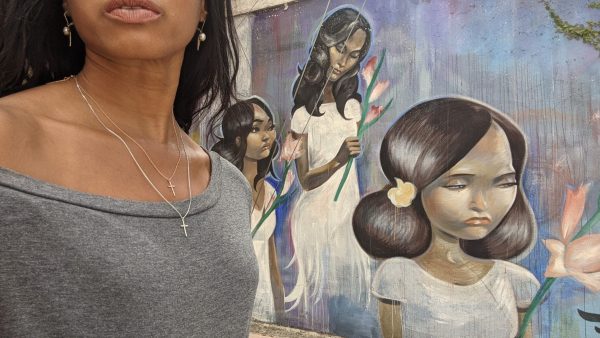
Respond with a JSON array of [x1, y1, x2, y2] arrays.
[[361, 56, 390, 103], [362, 56, 377, 84], [544, 184, 600, 292], [560, 184, 589, 241], [279, 134, 303, 162], [365, 105, 383, 124], [369, 80, 390, 103]]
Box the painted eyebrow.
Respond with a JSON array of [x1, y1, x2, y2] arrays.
[[336, 43, 362, 53], [445, 174, 474, 179], [253, 118, 265, 123]]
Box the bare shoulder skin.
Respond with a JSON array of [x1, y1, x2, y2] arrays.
[[0, 80, 210, 202]]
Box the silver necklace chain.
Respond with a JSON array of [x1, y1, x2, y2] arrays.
[[74, 76, 193, 237], [78, 86, 183, 197]]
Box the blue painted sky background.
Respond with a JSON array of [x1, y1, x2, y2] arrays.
[[250, 0, 600, 336]]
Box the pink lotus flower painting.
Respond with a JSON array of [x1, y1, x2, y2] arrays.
[[543, 184, 600, 291], [518, 183, 600, 337]]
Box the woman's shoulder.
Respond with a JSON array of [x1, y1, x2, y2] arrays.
[[263, 179, 276, 195], [291, 105, 310, 120], [374, 257, 423, 282], [0, 93, 45, 169], [0, 80, 79, 135], [493, 260, 540, 308], [372, 257, 422, 301], [291, 105, 311, 133], [0, 82, 93, 173], [493, 260, 540, 287]]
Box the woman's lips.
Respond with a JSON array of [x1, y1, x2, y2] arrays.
[[464, 217, 492, 225], [104, 0, 162, 23]]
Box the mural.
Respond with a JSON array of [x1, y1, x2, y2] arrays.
[[212, 0, 600, 337], [353, 97, 539, 338], [211, 97, 287, 322]]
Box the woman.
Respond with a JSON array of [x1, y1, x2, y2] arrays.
[[285, 6, 373, 328], [353, 97, 540, 338], [212, 97, 286, 323], [0, 1, 257, 336]]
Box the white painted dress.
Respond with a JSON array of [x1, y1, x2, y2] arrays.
[[285, 99, 372, 317], [372, 257, 540, 338], [251, 182, 277, 322]]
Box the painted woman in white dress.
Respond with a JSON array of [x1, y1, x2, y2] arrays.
[[212, 97, 285, 323], [285, 7, 373, 330], [353, 97, 540, 338]]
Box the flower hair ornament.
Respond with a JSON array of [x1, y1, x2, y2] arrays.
[[387, 178, 417, 208]]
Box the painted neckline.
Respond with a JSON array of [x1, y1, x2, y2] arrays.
[[409, 258, 499, 289]]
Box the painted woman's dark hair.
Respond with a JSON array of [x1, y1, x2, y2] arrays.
[[212, 97, 278, 188], [0, 0, 239, 135], [291, 6, 371, 118], [353, 97, 536, 260]]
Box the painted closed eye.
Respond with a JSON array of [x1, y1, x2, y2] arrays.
[[444, 184, 466, 190], [497, 181, 517, 188], [443, 179, 468, 190], [336, 43, 346, 53]]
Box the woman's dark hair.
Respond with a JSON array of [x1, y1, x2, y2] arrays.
[[353, 97, 537, 260], [0, 0, 239, 135], [212, 97, 279, 188], [291, 6, 371, 119]]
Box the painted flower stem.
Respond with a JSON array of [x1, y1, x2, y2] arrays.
[[517, 199, 600, 337], [251, 162, 292, 238], [516, 278, 556, 338], [334, 158, 355, 202], [334, 50, 391, 202], [333, 98, 392, 202]]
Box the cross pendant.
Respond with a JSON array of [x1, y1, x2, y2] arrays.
[[168, 181, 176, 196], [181, 222, 188, 237]]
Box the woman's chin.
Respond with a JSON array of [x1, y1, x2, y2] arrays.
[[89, 36, 188, 61], [246, 150, 271, 162], [259, 149, 272, 159], [457, 227, 493, 241]]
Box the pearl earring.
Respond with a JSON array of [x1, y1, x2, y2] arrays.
[[196, 21, 207, 51], [62, 11, 74, 47]]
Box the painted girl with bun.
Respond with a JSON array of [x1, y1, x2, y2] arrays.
[[353, 97, 540, 338]]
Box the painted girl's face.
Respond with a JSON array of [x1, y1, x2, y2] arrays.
[[420, 122, 518, 241], [327, 29, 367, 82], [244, 105, 276, 161], [64, 0, 206, 60]]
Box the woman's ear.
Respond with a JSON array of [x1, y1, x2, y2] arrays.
[[235, 136, 241, 147]]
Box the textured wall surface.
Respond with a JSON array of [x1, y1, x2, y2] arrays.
[[240, 1, 600, 337]]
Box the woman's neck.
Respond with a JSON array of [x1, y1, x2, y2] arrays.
[[414, 226, 495, 286], [75, 49, 185, 143], [242, 158, 259, 190], [421, 227, 471, 265], [322, 82, 335, 103]]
